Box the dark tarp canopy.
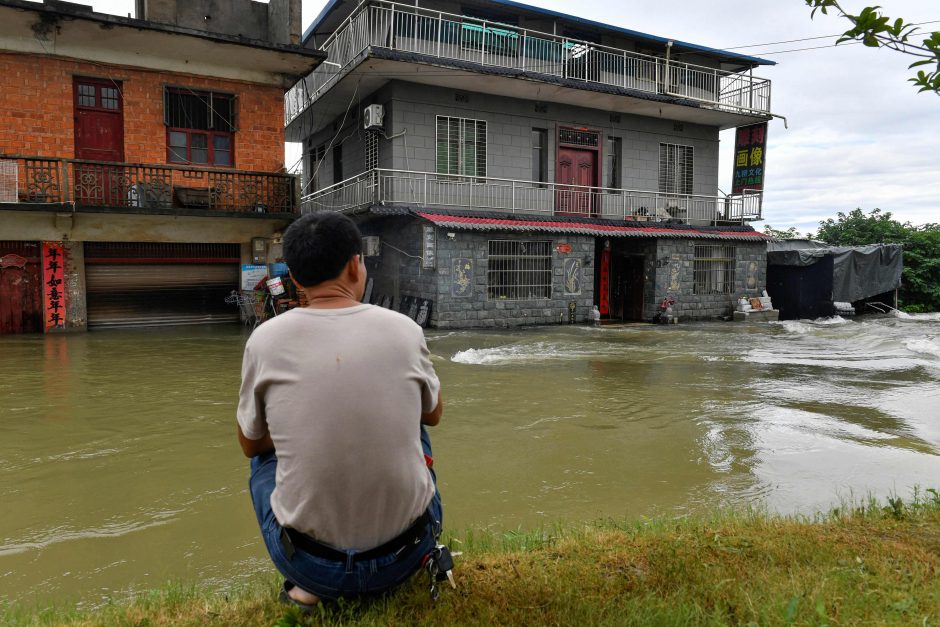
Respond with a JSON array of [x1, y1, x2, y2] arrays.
[[767, 241, 903, 303]]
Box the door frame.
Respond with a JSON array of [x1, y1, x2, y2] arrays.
[[555, 125, 602, 216], [73, 75, 125, 162], [555, 125, 602, 187]]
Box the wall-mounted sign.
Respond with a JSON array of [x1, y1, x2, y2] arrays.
[[241, 264, 268, 291], [599, 248, 611, 316], [451, 258, 472, 297], [556, 243, 572, 254], [422, 226, 437, 269], [563, 258, 582, 295], [732, 122, 768, 194], [42, 242, 66, 332]]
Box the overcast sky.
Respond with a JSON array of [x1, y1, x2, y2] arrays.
[[64, 0, 939, 233]]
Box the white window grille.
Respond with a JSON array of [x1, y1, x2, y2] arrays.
[[487, 240, 552, 300], [0, 160, 16, 203], [436, 116, 486, 177], [659, 143, 694, 195], [693, 245, 736, 295]]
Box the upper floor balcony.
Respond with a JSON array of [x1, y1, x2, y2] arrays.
[[285, 0, 773, 137], [302, 169, 762, 226], [0, 155, 299, 216]]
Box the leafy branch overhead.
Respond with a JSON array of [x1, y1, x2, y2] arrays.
[[805, 1, 940, 95]]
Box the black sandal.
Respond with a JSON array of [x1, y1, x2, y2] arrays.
[[278, 580, 320, 613]]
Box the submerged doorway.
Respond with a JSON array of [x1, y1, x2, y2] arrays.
[[609, 255, 645, 321], [597, 240, 647, 322]]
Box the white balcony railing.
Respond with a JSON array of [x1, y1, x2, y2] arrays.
[[302, 169, 762, 225], [286, 1, 772, 126]]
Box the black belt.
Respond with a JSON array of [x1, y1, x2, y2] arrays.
[[281, 511, 432, 564]]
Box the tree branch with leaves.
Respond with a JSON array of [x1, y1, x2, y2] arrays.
[[805, 1, 940, 95]]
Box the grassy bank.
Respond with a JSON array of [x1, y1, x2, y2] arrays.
[[7, 493, 940, 626]]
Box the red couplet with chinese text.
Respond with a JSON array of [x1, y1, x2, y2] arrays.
[[42, 242, 66, 332]]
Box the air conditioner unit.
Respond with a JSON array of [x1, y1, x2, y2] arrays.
[[0, 159, 17, 203], [363, 104, 385, 130], [362, 236, 381, 257]]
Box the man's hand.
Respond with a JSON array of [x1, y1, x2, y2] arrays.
[[421, 391, 443, 427], [237, 424, 275, 458]]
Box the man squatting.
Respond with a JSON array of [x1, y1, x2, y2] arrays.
[[236, 212, 444, 607]]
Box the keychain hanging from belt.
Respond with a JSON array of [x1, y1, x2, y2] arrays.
[[424, 543, 457, 601]]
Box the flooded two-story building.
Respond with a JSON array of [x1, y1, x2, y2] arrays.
[[0, 0, 323, 334], [288, 0, 777, 328]]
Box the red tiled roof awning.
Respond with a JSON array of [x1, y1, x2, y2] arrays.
[[415, 212, 769, 242]]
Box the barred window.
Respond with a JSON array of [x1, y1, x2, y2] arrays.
[[436, 116, 486, 177], [487, 240, 552, 300], [693, 245, 736, 295], [659, 143, 693, 195]]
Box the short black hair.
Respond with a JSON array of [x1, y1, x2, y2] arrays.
[[283, 213, 362, 288]]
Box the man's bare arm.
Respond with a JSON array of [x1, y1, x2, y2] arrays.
[[237, 424, 275, 458], [421, 391, 443, 427]]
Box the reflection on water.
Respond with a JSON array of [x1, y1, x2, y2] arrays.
[[1, 313, 938, 607]]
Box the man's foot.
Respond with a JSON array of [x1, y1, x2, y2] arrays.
[[279, 581, 320, 611]]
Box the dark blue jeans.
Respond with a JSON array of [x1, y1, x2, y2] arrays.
[[249, 426, 442, 600]]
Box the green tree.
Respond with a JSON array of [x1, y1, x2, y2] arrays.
[[813, 208, 940, 312], [762, 224, 804, 239], [805, 1, 940, 95], [814, 207, 910, 245]]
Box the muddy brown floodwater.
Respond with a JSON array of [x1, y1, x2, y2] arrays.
[[1, 313, 939, 608]]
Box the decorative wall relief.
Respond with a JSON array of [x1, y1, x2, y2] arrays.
[[563, 258, 582, 295], [669, 257, 681, 292], [746, 260, 758, 289], [452, 258, 472, 297]]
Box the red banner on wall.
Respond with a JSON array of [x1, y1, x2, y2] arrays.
[[599, 247, 611, 316], [732, 122, 768, 194], [42, 242, 66, 332]]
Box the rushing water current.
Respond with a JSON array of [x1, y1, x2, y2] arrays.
[[1, 313, 939, 607]]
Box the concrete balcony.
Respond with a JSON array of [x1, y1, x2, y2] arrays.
[[0, 155, 299, 217], [302, 169, 762, 226], [285, 0, 773, 137]]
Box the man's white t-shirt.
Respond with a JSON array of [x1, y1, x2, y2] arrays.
[[237, 304, 440, 551]]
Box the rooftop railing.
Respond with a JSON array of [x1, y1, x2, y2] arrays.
[[286, 0, 772, 125], [0, 155, 298, 214], [302, 169, 763, 225]]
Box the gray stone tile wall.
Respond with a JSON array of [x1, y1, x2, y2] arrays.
[[383, 81, 719, 197], [649, 239, 767, 320], [360, 216, 596, 329]]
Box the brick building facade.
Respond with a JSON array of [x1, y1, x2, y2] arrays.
[[0, 0, 323, 333]]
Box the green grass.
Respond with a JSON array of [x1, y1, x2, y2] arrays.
[[6, 491, 940, 626]]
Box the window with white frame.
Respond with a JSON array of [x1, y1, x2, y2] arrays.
[[659, 143, 693, 195], [436, 116, 486, 177], [693, 245, 736, 295], [487, 240, 552, 300]]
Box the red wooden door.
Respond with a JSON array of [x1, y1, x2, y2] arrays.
[[556, 147, 597, 216], [0, 242, 43, 334], [73, 78, 124, 206]]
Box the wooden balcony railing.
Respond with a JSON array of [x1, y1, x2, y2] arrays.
[[286, 0, 772, 125], [302, 169, 763, 225], [0, 155, 299, 214]]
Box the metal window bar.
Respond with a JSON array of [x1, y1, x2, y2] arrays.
[[436, 116, 486, 177], [487, 239, 552, 300], [658, 143, 693, 196], [693, 245, 736, 295]]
